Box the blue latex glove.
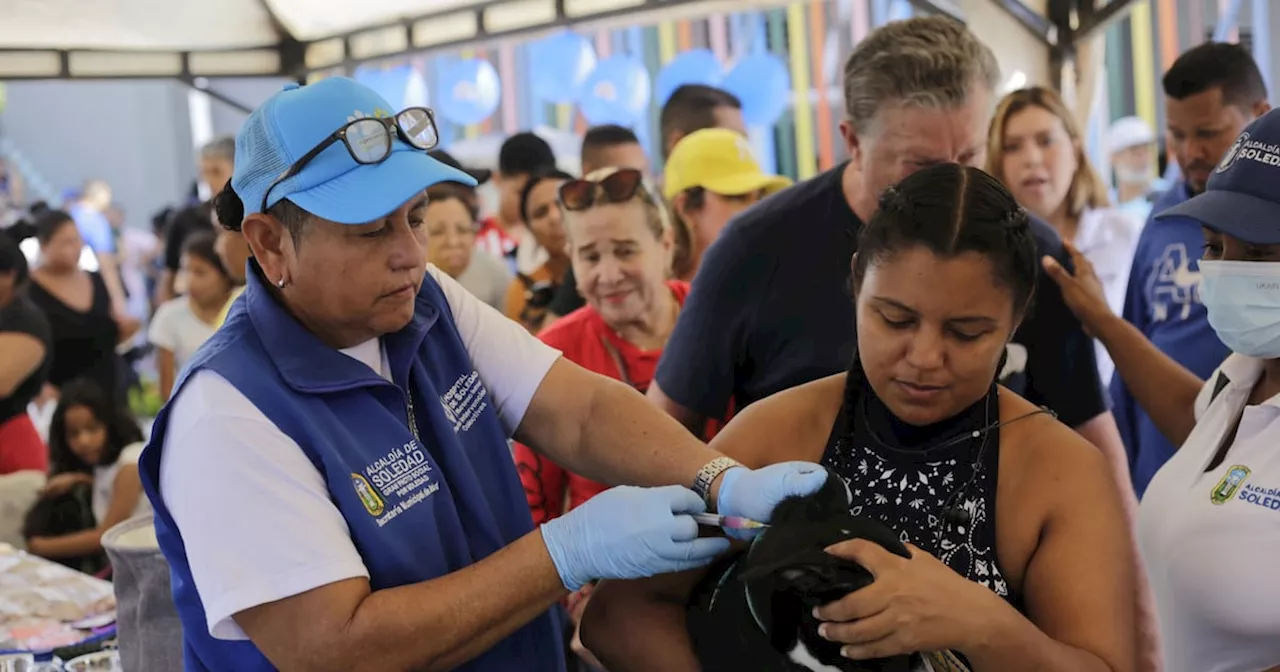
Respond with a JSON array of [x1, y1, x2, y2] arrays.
[[716, 461, 829, 538], [541, 485, 732, 591]]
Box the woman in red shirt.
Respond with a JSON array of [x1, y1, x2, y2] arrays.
[[511, 167, 686, 664], [514, 167, 685, 522]]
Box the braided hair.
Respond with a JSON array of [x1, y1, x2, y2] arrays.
[[840, 163, 1037, 426]]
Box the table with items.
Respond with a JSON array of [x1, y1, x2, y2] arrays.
[[0, 544, 120, 670]]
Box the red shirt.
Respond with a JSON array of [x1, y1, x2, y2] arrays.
[[475, 217, 518, 259], [514, 281, 691, 524], [0, 414, 47, 475]]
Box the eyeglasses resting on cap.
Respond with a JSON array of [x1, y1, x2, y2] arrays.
[[558, 168, 658, 212], [260, 107, 441, 213]]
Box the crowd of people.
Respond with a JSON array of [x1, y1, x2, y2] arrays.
[[0, 12, 1277, 672], [0, 139, 248, 574]]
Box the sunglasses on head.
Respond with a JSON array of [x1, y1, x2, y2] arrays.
[[557, 168, 647, 212], [261, 107, 440, 213]]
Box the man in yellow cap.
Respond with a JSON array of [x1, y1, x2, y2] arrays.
[[663, 128, 790, 280]]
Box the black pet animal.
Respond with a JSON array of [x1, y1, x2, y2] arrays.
[[22, 480, 108, 575], [687, 468, 917, 672]]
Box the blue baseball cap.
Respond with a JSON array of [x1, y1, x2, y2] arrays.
[[1157, 108, 1280, 244], [231, 77, 476, 225]]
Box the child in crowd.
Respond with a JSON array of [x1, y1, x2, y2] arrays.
[[149, 232, 233, 401], [23, 379, 148, 572]]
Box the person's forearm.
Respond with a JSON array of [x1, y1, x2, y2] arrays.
[[271, 531, 569, 672], [97, 254, 128, 315], [1094, 314, 1204, 448], [158, 353, 175, 402], [28, 528, 105, 559], [964, 601, 1121, 672], [156, 270, 176, 306], [582, 588, 700, 672], [550, 378, 724, 498]]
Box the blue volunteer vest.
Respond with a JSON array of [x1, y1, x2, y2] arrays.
[[138, 267, 565, 671]]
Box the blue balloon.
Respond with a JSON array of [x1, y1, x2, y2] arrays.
[[353, 64, 414, 108], [655, 49, 725, 106], [721, 53, 791, 126], [577, 56, 651, 126], [529, 32, 597, 103], [436, 58, 501, 126]]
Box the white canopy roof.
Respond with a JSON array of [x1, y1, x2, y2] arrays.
[[0, 0, 783, 79]]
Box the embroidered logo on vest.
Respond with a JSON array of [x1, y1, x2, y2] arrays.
[[352, 473, 386, 516], [359, 440, 440, 527], [1211, 465, 1252, 505], [440, 371, 489, 433]]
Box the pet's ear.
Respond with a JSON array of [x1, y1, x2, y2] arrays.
[[776, 561, 876, 600]]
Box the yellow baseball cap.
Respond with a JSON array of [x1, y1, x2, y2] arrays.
[[663, 128, 792, 199]]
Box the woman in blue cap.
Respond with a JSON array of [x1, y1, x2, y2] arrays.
[[137, 77, 826, 672], [1046, 108, 1280, 671]]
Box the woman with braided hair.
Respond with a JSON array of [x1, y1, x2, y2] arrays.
[[583, 163, 1137, 672]]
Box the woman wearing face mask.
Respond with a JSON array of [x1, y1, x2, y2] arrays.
[[423, 181, 513, 311], [504, 168, 573, 332], [512, 166, 690, 669], [664, 129, 791, 280], [1045, 109, 1280, 672], [987, 87, 1144, 385]]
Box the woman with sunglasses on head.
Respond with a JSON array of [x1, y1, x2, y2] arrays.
[[583, 164, 1136, 672], [512, 166, 697, 666], [1045, 110, 1280, 672], [138, 77, 827, 672], [504, 168, 574, 332]]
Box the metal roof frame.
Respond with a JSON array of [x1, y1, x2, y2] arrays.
[[0, 0, 1140, 91]]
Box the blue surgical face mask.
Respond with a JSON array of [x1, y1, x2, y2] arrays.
[[1199, 260, 1280, 359]]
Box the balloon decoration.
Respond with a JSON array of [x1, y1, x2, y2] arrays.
[[655, 49, 724, 106], [577, 56, 651, 126], [436, 58, 501, 126], [721, 52, 792, 127], [353, 64, 417, 108], [402, 68, 429, 108], [529, 32, 597, 104]]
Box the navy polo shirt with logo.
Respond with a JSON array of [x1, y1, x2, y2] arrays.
[[138, 265, 565, 671]]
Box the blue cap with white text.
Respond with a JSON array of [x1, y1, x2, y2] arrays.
[[230, 77, 476, 224], [1157, 108, 1280, 244]]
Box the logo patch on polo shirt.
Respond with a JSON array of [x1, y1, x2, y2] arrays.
[[1211, 464, 1251, 505], [441, 370, 489, 433]]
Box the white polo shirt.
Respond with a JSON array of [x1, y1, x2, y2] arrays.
[[1138, 354, 1280, 672]]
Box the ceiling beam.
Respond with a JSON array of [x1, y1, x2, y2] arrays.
[[178, 76, 256, 114], [904, 0, 967, 23], [990, 0, 1055, 45]]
